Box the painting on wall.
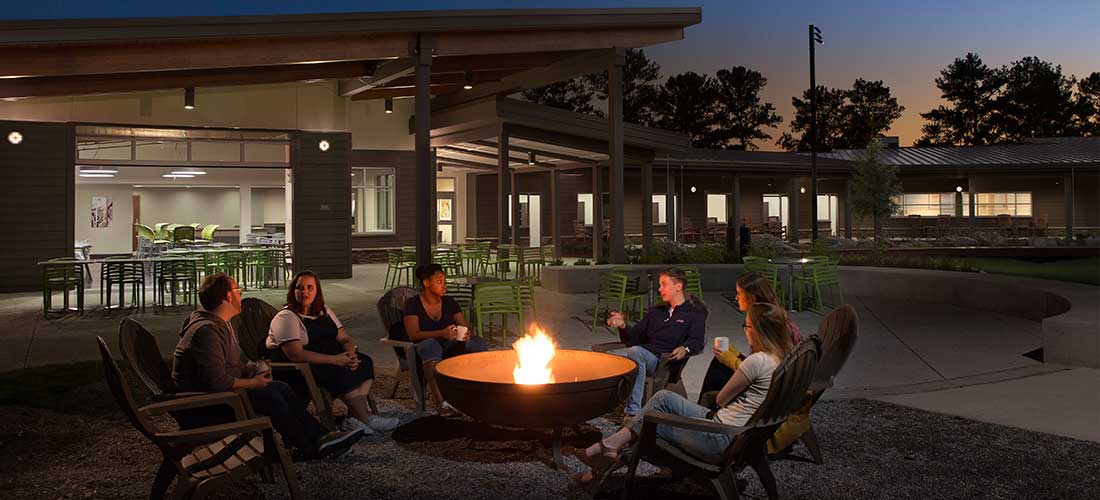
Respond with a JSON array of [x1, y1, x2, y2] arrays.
[[91, 196, 113, 228], [437, 198, 452, 222]]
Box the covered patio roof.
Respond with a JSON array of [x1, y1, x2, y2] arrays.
[[0, 8, 701, 100]]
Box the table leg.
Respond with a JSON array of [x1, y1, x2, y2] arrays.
[[552, 426, 565, 470], [787, 264, 796, 312]]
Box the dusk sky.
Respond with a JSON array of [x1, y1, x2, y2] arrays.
[[5, 1, 1097, 149]]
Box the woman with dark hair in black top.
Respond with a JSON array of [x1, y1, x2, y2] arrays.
[[402, 263, 488, 414]]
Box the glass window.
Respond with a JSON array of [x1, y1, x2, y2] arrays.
[[352, 167, 395, 233], [506, 194, 531, 227], [976, 192, 1031, 216], [706, 194, 727, 223], [577, 193, 594, 225], [437, 177, 455, 192], [894, 192, 971, 217]]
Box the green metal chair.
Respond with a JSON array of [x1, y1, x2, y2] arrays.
[[134, 223, 168, 256], [172, 225, 196, 247], [518, 246, 546, 283], [384, 249, 415, 288], [252, 248, 286, 289], [42, 257, 84, 318], [743, 256, 783, 304], [434, 248, 464, 278], [797, 260, 843, 312], [197, 224, 220, 243], [679, 265, 704, 299], [591, 272, 646, 331], [101, 256, 145, 312], [445, 281, 476, 326], [488, 244, 519, 280], [516, 276, 537, 320], [474, 281, 524, 346], [155, 258, 198, 307]]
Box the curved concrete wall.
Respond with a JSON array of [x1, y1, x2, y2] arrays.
[[541, 264, 1098, 368]]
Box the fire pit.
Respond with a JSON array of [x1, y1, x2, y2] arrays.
[[434, 328, 636, 469]]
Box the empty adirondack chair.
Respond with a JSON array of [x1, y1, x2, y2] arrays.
[[768, 304, 859, 463], [98, 337, 302, 500], [619, 336, 821, 500], [377, 287, 428, 411]]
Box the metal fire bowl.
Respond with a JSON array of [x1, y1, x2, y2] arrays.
[[434, 349, 637, 429]]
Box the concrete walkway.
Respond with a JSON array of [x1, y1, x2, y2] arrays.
[[2, 263, 1096, 443]]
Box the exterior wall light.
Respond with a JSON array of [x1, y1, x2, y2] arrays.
[[318, 140, 330, 151], [7, 131, 22, 144], [956, 186, 963, 192], [800, 187, 806, 194], [690, 186, 697, 193]]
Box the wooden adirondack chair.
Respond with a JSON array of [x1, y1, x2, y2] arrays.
[[97, 337, 302, 500], [770, 304, 859, 464], [117, 317, 206, 403], [619, 336, 821, 500], [376, 287, 427, 411], [231, 297, 347, 432]]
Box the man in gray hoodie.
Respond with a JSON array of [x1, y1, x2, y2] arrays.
[[173, 272, 363, 460]]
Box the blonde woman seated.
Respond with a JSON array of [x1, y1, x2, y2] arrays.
[[267, 271, 399, 434], [700, 272, 802, 397], [573, 302, 793, 485]]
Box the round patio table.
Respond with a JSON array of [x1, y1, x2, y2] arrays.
[[769, 257, 810, 312]]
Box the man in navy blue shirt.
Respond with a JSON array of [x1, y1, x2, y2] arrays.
[[607, 268, 706, 416]]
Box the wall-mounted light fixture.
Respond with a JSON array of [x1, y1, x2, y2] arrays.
[[384, 97, 393, 114], [800, 187, 806, 194], [7, 131, 22, 144], [318, 140, 330, 151], [690, 186, 697, 193], [956, 186, 963, 192], [184, 87, 195, 110]]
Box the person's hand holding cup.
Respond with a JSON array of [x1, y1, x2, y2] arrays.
[[445, 324, 460, 340], [455, 325, 469, 342], [713, 336, 730, 357]]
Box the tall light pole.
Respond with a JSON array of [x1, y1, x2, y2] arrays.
[[809, 24, 823, 241]]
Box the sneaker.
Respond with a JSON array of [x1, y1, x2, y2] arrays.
[[366, 415, 400, 432], [339, 416, 374, 435], [318, 428, 365, 460]]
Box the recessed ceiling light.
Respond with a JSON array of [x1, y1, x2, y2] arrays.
[[79, 168, 119, 174], [163, 174, 194, 178], [384, 98, 393, 114], [170, 170, 206, 175], [79, 173, 114, 178]]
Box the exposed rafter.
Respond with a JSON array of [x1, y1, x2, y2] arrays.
[[471, 139, 598, 165]]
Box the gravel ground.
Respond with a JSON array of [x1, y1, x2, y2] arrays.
[[2, 375, 1098, 500]]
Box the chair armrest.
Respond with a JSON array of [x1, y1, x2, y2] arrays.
[[269, 361, 310, 372], [591, 341, 626, 353], [141, 391, 247, 420], [380, 337, 415, 348], [641, 410, 747, 437], [156, 417, 272, 445]]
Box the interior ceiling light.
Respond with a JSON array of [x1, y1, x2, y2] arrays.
[[170, 170, 206, 175], [79, 173, 114, 178], [528, 152, 536, 165], [184, 87, 195, 110], [463, 71, 474, 90], [384, 97, 393, 114], [163, 174, 194, 178], [79, 168, 119, 174]]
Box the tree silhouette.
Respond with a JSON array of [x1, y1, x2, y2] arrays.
[[586, 48, 662, 126], [1073, 72, 1100, 136], [652, 72, 722, 148], [917, 53, 1002, 146], [842, 79, 906, 147], [778, 85, 850, 151], [710, 66, 783, 150], [849, 139, 901, 242], [993, 57, 1078, 142], [520, 79, 600, 116]]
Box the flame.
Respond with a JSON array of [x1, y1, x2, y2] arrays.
[[512, 324, 556, 385]]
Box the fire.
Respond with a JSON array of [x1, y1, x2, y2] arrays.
[[512, 324, 556, 385]]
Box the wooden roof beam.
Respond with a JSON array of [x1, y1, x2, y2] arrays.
[[471, 139, 598, 164]]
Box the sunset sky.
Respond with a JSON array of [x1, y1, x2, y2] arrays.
[[6, 0, 1097, 149]]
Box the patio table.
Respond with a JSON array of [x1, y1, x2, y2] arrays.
[[769, 256, 810, 312]]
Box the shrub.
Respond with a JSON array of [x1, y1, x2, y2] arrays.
[[574, 258, 590, 266], [548, 259, 564, 266], [746, 234, 784, 259], [595, 258, 609, 265]]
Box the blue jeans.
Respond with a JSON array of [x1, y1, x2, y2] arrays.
[[628, 390, 734, 464], [611, 345, 660, 415], [415, 334, 489, 363]]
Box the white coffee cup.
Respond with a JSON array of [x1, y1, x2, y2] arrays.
[[714, 337, 730, 352], [455, 325, 469, 341]]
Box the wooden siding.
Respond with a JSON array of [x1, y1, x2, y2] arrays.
[[0, 120, 73, 292], [292, 132, 352, 279]]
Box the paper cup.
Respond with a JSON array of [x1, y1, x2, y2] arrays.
[[714, 337, 730, 351], [455, 325, 469, 341]]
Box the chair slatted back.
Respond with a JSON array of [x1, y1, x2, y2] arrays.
[[173, 225, 196, 242], [118, 318, 175, 399], [813, 304, 859, 391], [231, 298, 279, 361], [98, 336, 159, 439], [474, 282, 521, 313], [446, 282, 475, 316], [377, 287, 419, 362], [748, 336, 820, 428]]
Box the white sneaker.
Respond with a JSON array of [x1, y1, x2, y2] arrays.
[[339, 416, 374, 435], [367, 415, 400, 432]]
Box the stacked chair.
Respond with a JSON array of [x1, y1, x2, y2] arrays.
[[42, 257, 85, 317]]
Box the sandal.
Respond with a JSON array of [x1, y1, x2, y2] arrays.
[[571, 441, 623, 486]]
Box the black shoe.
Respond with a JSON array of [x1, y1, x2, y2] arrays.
[[317, 428, 365, 460]]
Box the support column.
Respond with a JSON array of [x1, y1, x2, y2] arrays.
[[728, 175, 741, 261], [844, 177, 853, 239], [666, 166, 675, 241], [789, 178, 801, 244], [640, 159, 653, 253], [511, 170, 520, 246], [1064, 170, 1075, 241], [592, 164, 604, 261], [239, 183, 252, 244], [968, 175, 977, 231], [497, 125, 511, 244], [551, 168, 561, 260], [414, 34, 434, 267], [608, 48, 626, 264]]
